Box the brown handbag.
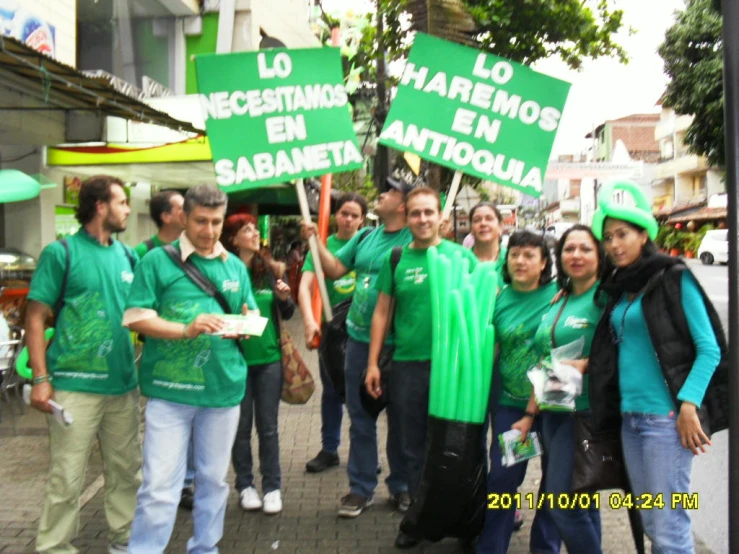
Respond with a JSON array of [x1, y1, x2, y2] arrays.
[[278, 317, 315, 405]]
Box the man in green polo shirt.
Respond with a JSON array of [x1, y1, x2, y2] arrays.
[[124, 184, 257, 553], [367, 186, 477, 549], [302, 176, 413, 519], [134, 190, 184, 259], [300, 192, 367, 474], [26, 175, 141, 554]]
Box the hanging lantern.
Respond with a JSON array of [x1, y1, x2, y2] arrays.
[[686, 220, 696, 231]]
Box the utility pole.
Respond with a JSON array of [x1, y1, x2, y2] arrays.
[[721, 0, 738, 551]]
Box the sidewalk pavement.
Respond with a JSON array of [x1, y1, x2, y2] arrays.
[[0, 314, 715, 554]]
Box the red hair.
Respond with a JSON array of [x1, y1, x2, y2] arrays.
[[222, 212, 257, 255]]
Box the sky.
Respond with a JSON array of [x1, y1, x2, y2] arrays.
[[318, 0, 686, 157]]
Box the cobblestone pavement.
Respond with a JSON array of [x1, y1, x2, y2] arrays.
[[0, 315, 716, 554]]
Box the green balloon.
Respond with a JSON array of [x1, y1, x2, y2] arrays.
[[592, 179, 659, 241], [15, 328, 55, 379]]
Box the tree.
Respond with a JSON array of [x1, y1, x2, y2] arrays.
[[659, 0, 724, 169]]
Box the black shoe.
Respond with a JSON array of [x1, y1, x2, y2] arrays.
[[338, 492, 374, 517], [179, 487, 194, 511], [394, 531, 421, 549], [513, 509, 524, 531], [305, 450, 339, 473], [391, 491, 411, 513]]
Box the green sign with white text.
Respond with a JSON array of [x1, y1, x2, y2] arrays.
[[379, 34, 571, 197], [195, 47, 363, 192]]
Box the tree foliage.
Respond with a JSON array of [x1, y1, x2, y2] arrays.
[[659, 0, 724, 168]]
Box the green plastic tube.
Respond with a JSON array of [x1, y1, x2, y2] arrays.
[[462, 284, 483, 419], [454, 291, 474, 422], [444, 289, 463, 418], [436, 255, 453, 415], [427, 247, 442, 416]]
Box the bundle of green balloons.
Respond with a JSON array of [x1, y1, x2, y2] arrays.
[[428, 248, 498, 424]]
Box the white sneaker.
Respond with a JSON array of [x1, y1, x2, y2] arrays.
[[262, 490, 282, 515], [239, 487, 262, 511]]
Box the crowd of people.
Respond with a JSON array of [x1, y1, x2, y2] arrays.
[[24, 174, 728, 554]]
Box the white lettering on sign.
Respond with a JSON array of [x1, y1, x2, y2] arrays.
[[265, 115, 307, 144], [380, 120, 542, 191], [257, 52, 292, 78], [199, 85, 349, 121], [472, 53, 514, 85], [214, 140, 363, 186]]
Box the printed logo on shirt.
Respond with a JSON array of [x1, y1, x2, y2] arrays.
[[403, 267, 427, 285], [222, 279, 240, 293], [564, 316, 590, 330], [121, 270, 134, 284]]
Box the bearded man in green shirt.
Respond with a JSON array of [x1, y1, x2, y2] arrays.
[[27, 175, 141, 554]]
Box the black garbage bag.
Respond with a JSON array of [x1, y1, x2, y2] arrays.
[[318, 299, 353, 403], [400, 417, 487, 542]]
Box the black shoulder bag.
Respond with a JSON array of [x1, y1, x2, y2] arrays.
[[163, 245, 244, 355]]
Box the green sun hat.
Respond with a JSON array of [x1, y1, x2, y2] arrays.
[[592, 179, 658, 241]]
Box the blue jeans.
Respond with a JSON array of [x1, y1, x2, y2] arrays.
[[540, 411, 602, 553], [232, 360, 282, 493], [319, 357, 343, 454], [129, 399, 240, 554], [621, 413, 695, 554], [344, 338, 408, 498], [477, 405, 561, 554], [391, 360, 430, 499]]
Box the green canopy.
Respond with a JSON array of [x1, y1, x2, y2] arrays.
[[0, 170, 55, 203]]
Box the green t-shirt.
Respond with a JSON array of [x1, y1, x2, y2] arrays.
[[126, 240, 258, 408], [303, 234, 356, 310], [27, 228, 139, 395], [532, 284, 603, 411], [377, 240, 478, 361], [243, 287, 281, 366], [134, 234, 165, 259], [335, 225, 413, 343], [494, 281, 558, 409]]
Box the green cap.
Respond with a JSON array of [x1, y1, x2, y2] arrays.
[[592, 179, 658, 241]]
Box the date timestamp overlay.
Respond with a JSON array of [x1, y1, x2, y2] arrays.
[[487, 492, 699, 511]]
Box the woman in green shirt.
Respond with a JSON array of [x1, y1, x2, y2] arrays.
[[223, 214, 295, 516], [478, 231, 559, 554], [527, 224, 606, 553]]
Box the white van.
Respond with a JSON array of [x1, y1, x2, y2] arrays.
[[698, 230, 728, 265]]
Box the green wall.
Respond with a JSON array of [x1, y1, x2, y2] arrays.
[[186, 13, 220, 94]]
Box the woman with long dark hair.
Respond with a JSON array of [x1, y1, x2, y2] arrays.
[[588, 181, 728, 553], [477, 230, 560, 554], [223, 213, 295, 515], [523, 224, 606, 553]]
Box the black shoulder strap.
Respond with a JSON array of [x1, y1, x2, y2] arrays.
[[390, 246, 403, 296], [163, 244, 233, 316], [54, 239, 70, 317], [144, 238, 155, 252], [123, 245, 136, 271]]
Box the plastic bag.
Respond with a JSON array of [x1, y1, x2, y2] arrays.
[[499, 429, 543, 468], [528, 336, 585, 410], [400, 417, 486, 542]]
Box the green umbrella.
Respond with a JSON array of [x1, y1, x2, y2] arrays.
[[0, 170, 55, 203]]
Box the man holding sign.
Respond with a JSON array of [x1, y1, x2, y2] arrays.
[[302, 177, 413, 518]]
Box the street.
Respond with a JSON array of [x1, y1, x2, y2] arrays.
[[685, 260, 730, 554]]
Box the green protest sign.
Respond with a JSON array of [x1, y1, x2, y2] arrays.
[[195, 47, 363, 192], [379, 34, 571, 197]]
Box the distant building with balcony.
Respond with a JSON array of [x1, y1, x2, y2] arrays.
[[585, 113, 661, 163], [652, 103, 724, 214]]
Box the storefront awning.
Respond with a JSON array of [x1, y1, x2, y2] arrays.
[[0, 35, 201, 135], [667, 208, 727, 223]]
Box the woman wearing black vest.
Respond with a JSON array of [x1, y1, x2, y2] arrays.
[[588, 181, 728, 554]]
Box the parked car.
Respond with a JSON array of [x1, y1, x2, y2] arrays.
[[698, 230, 728, 265]]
